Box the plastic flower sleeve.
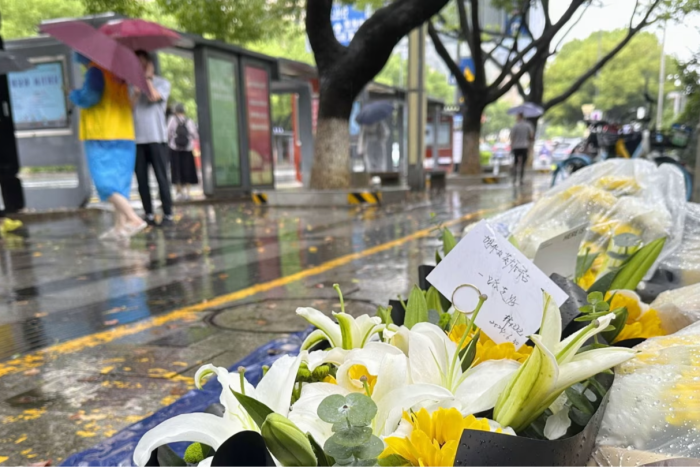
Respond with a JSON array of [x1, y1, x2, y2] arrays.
[[594, 321, 700, 461], [650, 283, 700, 334], [658, 202, 700, 287], [504, 160, 685, 287]]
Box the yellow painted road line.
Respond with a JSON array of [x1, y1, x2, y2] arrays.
[[0, 204, 513, 378]]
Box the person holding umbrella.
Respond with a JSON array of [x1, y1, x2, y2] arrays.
[[69, 53, 146, 240], [40, 20, 152, 241]]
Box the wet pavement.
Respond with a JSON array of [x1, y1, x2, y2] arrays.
[[0, 177, 550, 465]]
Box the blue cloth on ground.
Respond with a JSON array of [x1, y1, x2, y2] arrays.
[[85, 140, 136, 201], [60, 329, 310, 466]]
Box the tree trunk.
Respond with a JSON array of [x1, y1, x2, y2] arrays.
[[310, 118, 351, 189], [459, 108, 483, 175]]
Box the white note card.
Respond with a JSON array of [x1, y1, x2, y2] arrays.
[[533, 223, 588, 279], [427, 221, 568, 348]]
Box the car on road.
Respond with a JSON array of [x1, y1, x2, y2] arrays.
[[533, 141, 553, 171], [551, 139, 581, 162]]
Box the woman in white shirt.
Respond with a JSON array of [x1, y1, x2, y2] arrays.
[[167, 103, 199, 200]]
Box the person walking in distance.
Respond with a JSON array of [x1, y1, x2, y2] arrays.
[[70, 53, 146, 241], [168, 103, 199, 200], [132, 50, 173, 227], [510, 112, 534, 185]]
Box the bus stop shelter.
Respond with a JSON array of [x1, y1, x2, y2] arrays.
[[6, 13, 279, 210]]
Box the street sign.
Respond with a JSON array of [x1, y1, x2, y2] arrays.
[[448, 57, 475, 85], [331, 5, 369, 46]]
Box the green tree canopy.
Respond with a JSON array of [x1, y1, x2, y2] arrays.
[[545, 29, 677, 126], [1, 0, 84, 39]]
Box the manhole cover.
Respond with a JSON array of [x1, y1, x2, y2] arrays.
[[211, 298, 379, 333]]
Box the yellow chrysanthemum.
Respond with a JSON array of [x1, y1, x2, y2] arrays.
[[379, 408, 505, 467], [559, 185, 617, 210], [448, 325, 533, 366], [665, 353, 700, 428], [595, 176, 640, 194], [605, 291, 667, 343]]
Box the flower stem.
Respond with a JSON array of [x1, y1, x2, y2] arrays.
[[333, 284, 345, 314], [448, 294, 487, 389], [238, 366, 246, 395]]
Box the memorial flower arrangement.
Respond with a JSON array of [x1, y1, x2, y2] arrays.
[[133, 284, 637, 467]]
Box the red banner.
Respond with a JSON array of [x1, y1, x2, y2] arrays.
[[244, 66, 273, 186]]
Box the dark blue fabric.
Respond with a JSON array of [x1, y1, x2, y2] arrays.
[[60, 328, 312, 466], [69, 66, 105, 109]]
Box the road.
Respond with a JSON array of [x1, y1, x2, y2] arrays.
[[0, 177, 548, 465]]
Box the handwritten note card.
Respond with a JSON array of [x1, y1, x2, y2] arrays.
[[533, 223, 588, 279], [427, 221, 568, 347]]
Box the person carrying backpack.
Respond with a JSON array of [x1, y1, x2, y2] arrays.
[[167, 103, 199, 200]]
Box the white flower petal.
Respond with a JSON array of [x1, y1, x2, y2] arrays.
[[372, 353, 409, 405], [539, 291, 562, 351], [133, 413, 236, 467], [455, 359, 520, 415], [375, 383, 454, 436], [297, 307, 342, 347], [255, 354, 303, 416], [197, 457, 213, 467], [194, 364, 254, 417], [554, 347, 636, 394], [544, 405, 571, 440], [555, 313, 616, 364]]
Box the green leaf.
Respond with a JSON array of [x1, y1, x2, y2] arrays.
[[349, 458, 379, 466], [608, 237, 667, 291], [587, 270, 618, 293], [308, 433, 333, 467], [442, 228, 458, 255], [376, 306, 393, 325], [576, 250, 599, 281], [352, 435, 384, 459], [579, 304, 594, 314], [578, 342, 611, 352], [595, 302, 610, 312], [345, 393, 377, 427], [157, 445, 186, 467], [405, 285, 429, 329], [426, 287, 443, 314], [459, 330, 480, 372], [606, 251, 632, 261], [318, 394, 349, 424], [565, 387, 595, 415], [437, 312, 452, 331], [378, 454, 411, 466], [586, 377, 608, 399], [331, 426, 373, 447], [232, 390, 273, 429], [435, 249, 442, 265], [587, 292, 604, 304], [568, 406, 592, 427], [601, 306, 628, 343]]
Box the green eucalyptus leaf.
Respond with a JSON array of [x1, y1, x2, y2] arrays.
[[345, 393, 377, 427], [587, 377, 608, 399], [426, 287, 443, 314], [324, 437, 354, 460], [405, 285, 429, 329], [350, 458, 378, 466], [614, 233, 642, 248], [318, 394, 349, 424], [459, 330, 480, 372], [232, 390, 274, 429], [568, 406, 593, 427], [352, 435, 385, 460], [331, 426, 373, 447], [595, 302, 610, 312], [587, 291, 604, 304], [334, 457, 355, 466], [442, 228, 457, 255], [606, 251, 631, 261], [378, 454, 411, 466], [427, 309, 440, 325], [308, 433, 334, 467]]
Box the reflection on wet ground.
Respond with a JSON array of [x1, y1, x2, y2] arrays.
[[0, 178, 549, 464]]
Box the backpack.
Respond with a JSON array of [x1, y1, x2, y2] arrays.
[[174, 118, 190, 150]]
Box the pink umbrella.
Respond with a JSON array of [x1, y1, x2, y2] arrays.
[[40, 21, 149, 93], [99, 19, 180, 52]]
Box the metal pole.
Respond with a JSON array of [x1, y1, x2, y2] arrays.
[[406, 25, 427, 191], [656, 21, 667, 128]]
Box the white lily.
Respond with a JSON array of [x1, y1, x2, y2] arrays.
[[132, 354, 303, 467], [297, 308, 391, 350], [493, 291, 637, 432]]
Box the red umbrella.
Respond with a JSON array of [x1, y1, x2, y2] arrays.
[[99, 19, 180, 52], [40, 21, 149, 93]]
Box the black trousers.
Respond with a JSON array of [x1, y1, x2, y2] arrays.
[[0, 169, 24, 213], [135, 143, 172, 217], [512, 148, 528, 182]]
